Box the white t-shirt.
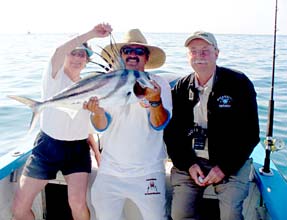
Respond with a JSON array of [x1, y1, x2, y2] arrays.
[[40, 60, 91, 141], [97, 74, 172, 177]]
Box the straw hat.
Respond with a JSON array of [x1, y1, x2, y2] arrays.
[[101, 29, 166, 69]]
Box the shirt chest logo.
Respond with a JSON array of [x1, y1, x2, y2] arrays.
[[217, 95, 232, 108]]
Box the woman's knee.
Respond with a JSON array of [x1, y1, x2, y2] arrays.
[[68, 195, 88, 212]]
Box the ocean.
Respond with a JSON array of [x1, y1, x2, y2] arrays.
[[0, 32, 286, 177]]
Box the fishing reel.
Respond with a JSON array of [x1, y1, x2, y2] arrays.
[[260, 136, 286, 176], [264, 137, 285, 152]]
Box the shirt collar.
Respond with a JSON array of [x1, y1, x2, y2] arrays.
[[195, 73, 215, 93]]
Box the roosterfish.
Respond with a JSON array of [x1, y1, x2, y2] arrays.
[[7, 35, 155, 133], [8, 70, 154, 132]]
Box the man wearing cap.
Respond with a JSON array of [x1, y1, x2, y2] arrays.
[[12, 23, 112, 220], [84, 29, 172, 220], [163, 31, 260, 220]]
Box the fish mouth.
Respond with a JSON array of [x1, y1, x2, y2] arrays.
[[133, 78, 155, 98], [133, 71, 155, 98], [133, 81, 147, 98]]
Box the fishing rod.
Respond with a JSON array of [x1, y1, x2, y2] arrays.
[[259, 0, 278, 176]]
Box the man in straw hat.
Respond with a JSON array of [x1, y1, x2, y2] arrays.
[[164, 31, 259, 220], [84, 29, 172, 220]]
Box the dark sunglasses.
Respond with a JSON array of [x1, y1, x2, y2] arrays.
[[120, 47, 149, 56]]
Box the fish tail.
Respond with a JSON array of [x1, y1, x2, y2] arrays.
[[7, 95, 42, 133]]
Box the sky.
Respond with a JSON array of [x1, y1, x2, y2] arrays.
[[1, 0, 287, 35]]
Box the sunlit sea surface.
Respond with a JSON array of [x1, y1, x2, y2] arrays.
[[0, 32, 286, 178]]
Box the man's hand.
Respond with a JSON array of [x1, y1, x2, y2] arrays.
[[200, 165, 225, 186], [83, 97, 108, 131], [144, 80, 161, 102], [188, 163, 206, 186], [83, 97, 105, 115]]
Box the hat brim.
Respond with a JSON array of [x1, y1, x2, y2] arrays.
[[74, 46, 93, 57], [184, 36, 217, 49], [101, 42, 166, 69]]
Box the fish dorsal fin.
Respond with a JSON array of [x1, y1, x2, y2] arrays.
[[94, 34, 125, 71]]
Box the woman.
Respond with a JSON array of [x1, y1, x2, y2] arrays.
[[12, 23, 112, 220]]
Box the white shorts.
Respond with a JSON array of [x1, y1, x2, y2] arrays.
[[91, 172, 168, 220]]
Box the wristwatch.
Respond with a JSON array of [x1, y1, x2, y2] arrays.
[[149, 99, 162, 107]]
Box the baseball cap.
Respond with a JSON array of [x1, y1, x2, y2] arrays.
[[184, 31, 218, 49], [74, 44, 93, 57]]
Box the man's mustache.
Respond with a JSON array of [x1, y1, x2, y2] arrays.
[[126, 57, 140, 63]]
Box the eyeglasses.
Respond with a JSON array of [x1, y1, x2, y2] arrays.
[[120, 47, 148, 56], [189, 49, 212, 56], [70, 50, 87, 58]]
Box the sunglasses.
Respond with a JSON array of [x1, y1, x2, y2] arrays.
[[120, 47, 149, 56], [70, 50, 87, 58]]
